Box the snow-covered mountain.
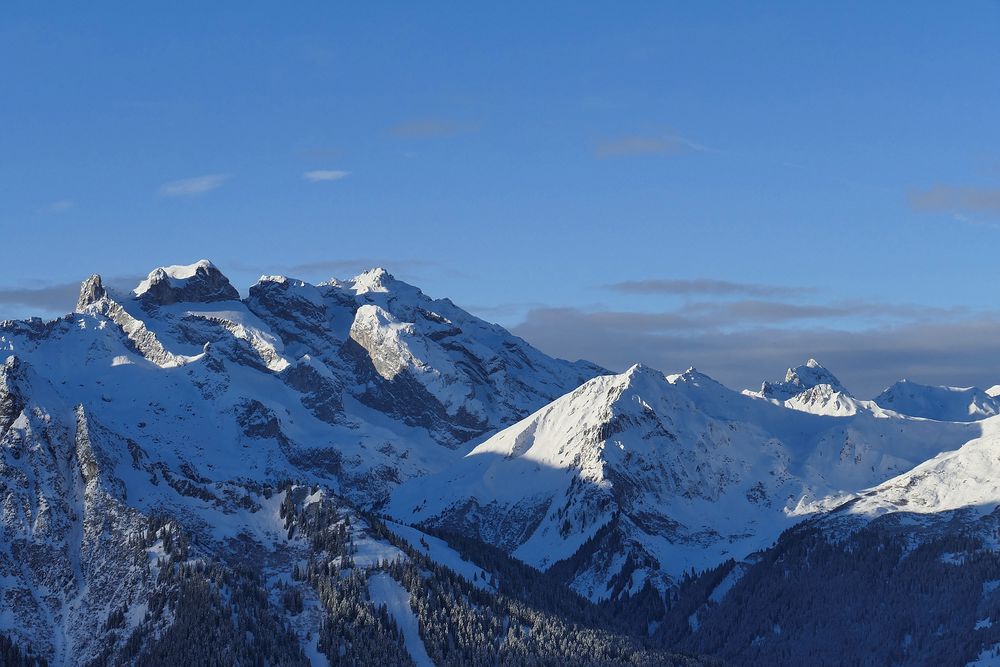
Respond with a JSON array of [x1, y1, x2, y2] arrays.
[[389, 362, 978, 600], [7, 258, 1000, 666], [63, 260, 602, 501], [872, 379, 1000, 422], [743, 359, 872, 417], [0, 260, 605, 664]]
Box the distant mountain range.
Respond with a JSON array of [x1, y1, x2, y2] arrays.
[[3, 260, 999, 666]]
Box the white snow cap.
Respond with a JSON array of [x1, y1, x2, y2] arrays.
[[134, 259, 216, 295], [784, 359, 841, 387], [133, 259, 239, 304], [165, 258, 216, 278], [351, 267, 397, 294]]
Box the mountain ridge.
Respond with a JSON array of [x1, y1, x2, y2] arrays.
[[390, 359, 981, 600], [4, 259, 1000, 665], [0, 260, 609, 664]]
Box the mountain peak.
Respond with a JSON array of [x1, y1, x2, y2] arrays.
[[350, 267, 397, 294], [623, 361, 654, 375], [619, 363, 671, 388], [669, 366, 719, 386], [748, 359, 855, 414], [782, 358, 840, 387], [133, 260, 240, 305], [76, 274, 106, 311], [765, 358, 846, 397]]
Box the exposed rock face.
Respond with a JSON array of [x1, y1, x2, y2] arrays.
[[246, 276, 336, 345], [133, 260, 241, 305], [280, 357, 347, 426], [75, 274, 106, 311], [0, 355, 26, 437], [94, 297, 189, 367], [243, 267, 605, 447]]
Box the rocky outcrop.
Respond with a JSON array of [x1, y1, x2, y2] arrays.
[[0, 356, 26, 437], [75, 274, 106, 311], [134, 260, 240, 306]]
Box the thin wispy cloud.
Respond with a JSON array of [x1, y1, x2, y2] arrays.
[[158, 173, 231, 198], [595, 134, 710, 158], [606, 278, 806, 298], [909, 185, 1000, 215], [947, 212, 1000, 228], [303, 170, 350, 183], [390, 118, 478, 139], [40, 200, 74, 214]]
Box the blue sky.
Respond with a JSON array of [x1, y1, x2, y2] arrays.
[[3, 3, 1000, 395]]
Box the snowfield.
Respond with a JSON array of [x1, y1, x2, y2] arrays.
[[367, 572, 435, 667]]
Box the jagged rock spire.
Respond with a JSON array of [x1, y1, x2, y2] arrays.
[[76, 274, 106, 311]]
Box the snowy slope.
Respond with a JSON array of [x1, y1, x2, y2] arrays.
[[828, 415, 1000, 522], [390, 363, 980, 600], [367, 572, 435, 667], [873, 379, 1000, 422], [0, 260, 602, 664], [385, 520, 496, 591], [662, 410, 1000, 667]]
